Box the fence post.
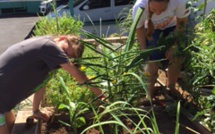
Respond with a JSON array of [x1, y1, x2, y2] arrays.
[[69, 0, 74, 16]]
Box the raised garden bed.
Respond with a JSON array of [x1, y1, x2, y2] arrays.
[[13, 70, 211, 134], [39, 110, 202, 134]]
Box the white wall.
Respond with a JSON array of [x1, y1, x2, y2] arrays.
[[191, 0, 215, 17]]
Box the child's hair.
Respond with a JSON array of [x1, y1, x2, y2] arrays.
[[146, 0, 169, 41], [66, 35, 84, 59]]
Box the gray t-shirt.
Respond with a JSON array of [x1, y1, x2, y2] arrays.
[[0, 36, 69, 112]]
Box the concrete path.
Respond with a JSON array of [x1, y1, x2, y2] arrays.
[[0, 14, 39, 54]]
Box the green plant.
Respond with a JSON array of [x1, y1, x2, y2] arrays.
[[34, 13, 83, 36], [79, 7, 164, 104], [79, 101, 183, 134], [174, 101, 181, 134], [81, 101, 157, 134], [57, 76, 90, 133], [184, 9, 215, 133], [45, 69, 94, 108], [186, 9, 215, 88], [71, 8, 165, 133], [194, 94, 215, 132]]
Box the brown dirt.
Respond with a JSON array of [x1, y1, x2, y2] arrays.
[[40, 70, 203, 134], [40, 110, 202, 134]]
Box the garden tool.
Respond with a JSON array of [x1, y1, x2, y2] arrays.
[[25, 115, 36, 128]]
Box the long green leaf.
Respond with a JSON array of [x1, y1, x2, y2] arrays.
[[174, 101, 181, 134], [125, 46, 164, 71], [125, 7, 144, 52], [81, 30, 116, 52]]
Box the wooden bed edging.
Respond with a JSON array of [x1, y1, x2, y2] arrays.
[[182, 110, 212, 134], [156, 70, 212, 134], [11, 110, 40, 134], [84, 36, 128, 46]]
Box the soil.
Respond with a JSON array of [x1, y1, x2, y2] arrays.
[[40, 70, 204, 134], [40, 110, 201, 134]]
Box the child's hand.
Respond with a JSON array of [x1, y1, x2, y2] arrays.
[[99, 94, 106, 101], [98, 94, 108, 104], [33, 109, 50, 122]]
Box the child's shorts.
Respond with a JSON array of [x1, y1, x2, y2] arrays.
[[146, 26, 176, 60], [0, 113, 5, 126]]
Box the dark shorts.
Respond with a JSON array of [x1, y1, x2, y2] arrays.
[[146, 26, 176, 60]]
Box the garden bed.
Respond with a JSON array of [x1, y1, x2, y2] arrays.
[[11, 69, 211, 134], [39, 107, 203, 134], [38, 70, 211, 134], [12, 69, 213, 134]]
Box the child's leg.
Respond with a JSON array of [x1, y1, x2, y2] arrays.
[[147, 62, 159, 98], [0, 113, 9, 134], [5, 111, 15, 134], [166, 45, 183, 93], [145, 30, 162, 99]]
